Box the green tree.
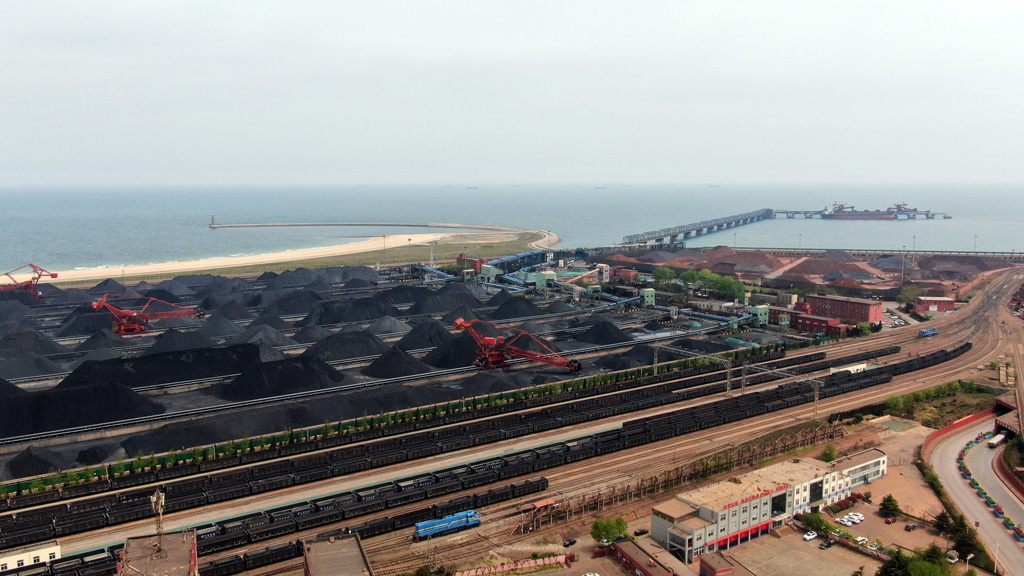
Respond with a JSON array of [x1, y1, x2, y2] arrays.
[[886, 395, 905, 414], [933, 511, 951, 533], [879, 494, 901, 517], [876, 550, 913, 576], [851, 567, 865, 576], [800, 513, 833, 534], [590, 516, 629, 543], [652, 267, 676, 282], [821, 443, 838, 463], [856, 322, 872, 336], [896, 286, 922, 308]]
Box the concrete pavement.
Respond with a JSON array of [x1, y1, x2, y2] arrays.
[[931, 418, 1023, 574]]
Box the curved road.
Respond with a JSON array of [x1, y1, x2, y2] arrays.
[[931, 418, 1024, 573]]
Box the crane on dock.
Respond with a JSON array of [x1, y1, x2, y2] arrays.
[[453, 318, 582, 373], [92, 293, 205, 335], [1, 264, 58, 298]]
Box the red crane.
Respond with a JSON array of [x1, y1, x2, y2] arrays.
[[453, 318, 581, 373], [92, 293, 206, 335], [1, 264, 58, 298]]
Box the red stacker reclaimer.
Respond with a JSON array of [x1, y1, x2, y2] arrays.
[[1, 264, 58, 298], [453, 318, 581, 373], [92, 293, 206, 335]]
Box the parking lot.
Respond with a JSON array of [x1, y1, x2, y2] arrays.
[[724, 527, 882, 576]]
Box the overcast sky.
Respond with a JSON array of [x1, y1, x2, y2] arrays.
[[1, 2, 1021, 187]]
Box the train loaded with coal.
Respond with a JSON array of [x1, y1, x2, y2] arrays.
[[0, 343, 971, 576]]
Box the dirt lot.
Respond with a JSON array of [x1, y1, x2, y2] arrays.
[[722, 528, 882, 576]]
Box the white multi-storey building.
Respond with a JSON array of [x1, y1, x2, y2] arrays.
[[651, 449, 886, 563]]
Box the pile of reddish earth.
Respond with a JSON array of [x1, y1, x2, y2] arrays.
[[395, 320, 455, 351], [0, 380, 164, 437], [60, 344, 265, 389], [302, 331, 388, 362], [215, 356, 345, 401], [787, 258, 866, 277], [144, 329, 216, 355], [361, 347, 433, 378], [292, 325, 333, 344], [489, 296, 544, 321], [574, 320, 632, 345], [367, 316, 412, 335]]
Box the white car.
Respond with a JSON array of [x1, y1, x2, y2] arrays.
[[848, 513, 865, 520], [854, 536, 869, 546], [803, 531, 817, 541], [836, 518, 852, 526]]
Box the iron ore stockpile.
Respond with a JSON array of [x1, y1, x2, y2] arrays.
[[0, 265, 703, 482]]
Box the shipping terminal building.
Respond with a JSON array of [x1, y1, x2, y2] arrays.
[[650, 449, 887, 563]]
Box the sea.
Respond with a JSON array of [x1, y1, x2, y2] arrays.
[[1, 183, 1021, 272]]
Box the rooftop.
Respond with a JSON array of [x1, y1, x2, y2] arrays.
[[304, 534, 373, 576], [614, 540, 673, 576], [832, 448, 887, 471], [121, 530, 196, 576], [808, 294, 879, 306], [653, 496, 699, 521], [917, 296, 955, 302], [678, 458, 832, 512], [699, 551, 756, 576]]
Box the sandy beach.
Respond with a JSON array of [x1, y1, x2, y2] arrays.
[[21, 233, 448, 284]]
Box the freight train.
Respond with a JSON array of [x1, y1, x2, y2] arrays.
[[0, 342, 897, 549], [0, 343, 972, 576], [414, 510, 480, 541]]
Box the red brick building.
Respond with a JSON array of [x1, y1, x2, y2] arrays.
[[805, 294, 883, 324], [914, 296, 956, 313], [610, 541, 673, 576], [792, 314, 840, 334]]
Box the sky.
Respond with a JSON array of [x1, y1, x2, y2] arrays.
[[1, 2, 1021, 187]]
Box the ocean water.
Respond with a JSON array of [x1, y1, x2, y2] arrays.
[[1, 184, 1021, 271]]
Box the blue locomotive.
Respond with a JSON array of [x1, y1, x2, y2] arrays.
[[413, 510, 480, 541]]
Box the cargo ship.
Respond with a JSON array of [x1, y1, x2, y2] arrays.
[[820, 202, 916, 220]]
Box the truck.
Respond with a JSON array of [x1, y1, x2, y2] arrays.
[[988, 434, 1006, 448], [918, 327, 938, 338]]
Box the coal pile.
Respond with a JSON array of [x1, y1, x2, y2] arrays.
[[395, 320, 454, 351], [257, 271, 278, 281], [292, 325, 332, 344], [0, 291, 38, 306], [74, 328, 126, 352], [7, 447, 74, 478], [0, 319, 37, 338], [671, 338, 733, 354], [260, 289, 323, 316], [87, 278, 138, 296], [0, 329, 67, 356], [172, 274, 230, 286], [488, 289, 512, 307], [407, 290, 481, 315], [343, 278, 372, 288], [0, 375, 27, 396], [215, 300, 253, 320], [489, 296, 544, 321], [302, 331, 387, 362], [575, 320, 633, 345], [149, 316, 204, 330], [55, 306, 117, 338], [0, 301, 30, 322], [304, 279, 333, 293], [231, 324, 296, 348], [644, 320, 666, 331], [60, 344, 265, 389], [440, 281, 487, 300], [545, 300, 572, 313], [443, 305, 479, 325], [423, 331, 482, 368], [69, 348, 123, 369], [76, 446, 109, 466], [194, 277, 250, 300], [150, 279, 196, 297], [141, 289, 181, 303], [298, 298, 400, 326], [133, 281, 155, 293], [215, 356, 345, 401], [144, 329, 216, 356], [0, 354, 62, 380], [0, 382, 164, 437], [122, 409, 314, 455], [373, 285, 430, 306], [367, 316, 412, 336], [197, 314, 245, 338], [48, 288, 93, 305], [361, 346, 432, 378], [507, 330, 561, 354], [245, 313, 290, 332]]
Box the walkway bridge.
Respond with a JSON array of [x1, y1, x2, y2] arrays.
[[621, 209, 774, 245]]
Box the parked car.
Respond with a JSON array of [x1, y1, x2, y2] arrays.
[[854, 536, 870, 546], [848, 513, 865, 520], [803, 531, 818, 541], [819, 540, 834, 549], [562, 539, 576, 547], [885, 517, 898, 524], [837, 519, 852, 527], [633, 528, 649, 536], [905, 524, 919, 532]]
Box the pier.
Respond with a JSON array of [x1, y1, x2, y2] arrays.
[[773, 208, 952, 219], [621, 209, 774, 245]]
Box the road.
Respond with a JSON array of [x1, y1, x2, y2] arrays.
[[931, 418, 1024, 573]]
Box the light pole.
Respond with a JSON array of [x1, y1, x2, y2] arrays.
[[798, 233, 802, 250], [974, 235, 978, 252], [901, 246, 906, 283], [733, 232, 737, 248], [965, 552, 974, 574]]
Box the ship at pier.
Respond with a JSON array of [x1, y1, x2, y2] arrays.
[[820, 202, 920, 220]]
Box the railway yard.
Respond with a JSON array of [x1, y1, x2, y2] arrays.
[[0, 260, 1022, 576]]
